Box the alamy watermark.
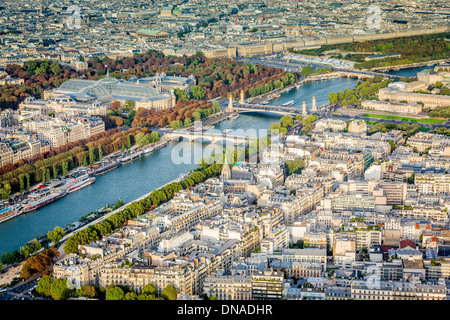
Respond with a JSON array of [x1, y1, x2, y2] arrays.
[[66, 273, 81, 290], [366, 5, 381, 30], [66, 5, 81, 30]]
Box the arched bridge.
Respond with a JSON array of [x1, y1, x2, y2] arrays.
[[334, 69, 402, 80], [168, 131, 250, 145], [234, 103, 303, 116]]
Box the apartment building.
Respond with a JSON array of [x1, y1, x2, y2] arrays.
[[24, 117, 106, 149], [0, 142, 14, 166], [379, 181, 408, 205], [348, 119, 368, 135], [356, 229, 382, 251], [424, 259, 450, 280], [415, 173, 450, 195], [152, 193, 223, 232], [272, 248, 328, 279], [393, 205, 449, 222], [251, 270, 284, 300], [314, 118, 347, 132], [203, 273, 252, 300], [99, 262, 196, 295], [351, 281, 446, 300], [407, 132, 450, 153], [304, 232, 328, 249]]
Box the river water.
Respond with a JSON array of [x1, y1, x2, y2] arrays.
[[0, 66, 425, 254]]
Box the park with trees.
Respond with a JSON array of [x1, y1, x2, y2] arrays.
[[328, 75, 391, 106], [288, 33, 450, 70]]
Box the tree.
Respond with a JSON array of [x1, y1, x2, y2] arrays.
[[50, 278, 70, 300], [192, 111, 201, 121], [1, 252, 15, 265], [142, 283, 158, 296], [285, 159, 304, 175], [123, 100, 135, 112], [50, 62, 61, 76], [0, 181, 11, 199], [150, 131, 160, 143], [36, 276, 54, 298], [137, 293, 156, 300], [98, 144, 103, 161], [127, 135, 132, 149], [135, 132, 149, 146], [329, 92, 338, 103], [280, 115, 294, 128], [435, 81, 443, 89], [269, 122, 282, 134], [25, 60, 38, 73], [76, 285, 97, 299], [25, 173, 30, 191], [170, 120, 183, 130], [111, 100, 121, 111], [89, 148, 96, 164], [212, 101, 221, 113], [19, 175, 24, 193], [388, 140, 396, 152], [190, 86, 205, 100], [301, 66, 314, 76], [52, 164, 58, 179], [174, 88, 190, 102], [161, 284, 178, 300], [124, 292, 138, 300], [21, 248, 59, 279], [47, 226, 66, 245], [106, 286, 125, 300]]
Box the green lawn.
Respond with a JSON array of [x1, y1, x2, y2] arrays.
[[362, 113, 445, 124]]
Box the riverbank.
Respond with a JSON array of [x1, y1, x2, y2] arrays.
[[368, 58, 448, 72], [0, 137, 169, 226]]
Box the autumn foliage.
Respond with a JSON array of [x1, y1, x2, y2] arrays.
[[21, 247, 59, 279]]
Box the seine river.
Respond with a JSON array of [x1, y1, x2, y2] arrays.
[[0, 66, 423, 254]]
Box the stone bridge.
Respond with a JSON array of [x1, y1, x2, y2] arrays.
[[168, 131, 250, 145]]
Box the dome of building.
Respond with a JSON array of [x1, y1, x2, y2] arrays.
[[97, 75, 120, 94], [79, 84, 111, 98]]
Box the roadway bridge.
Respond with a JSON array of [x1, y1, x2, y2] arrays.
[[234, 103, 303, 116], [168, 131, 250, 145], [334, 68, 402, 80]]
